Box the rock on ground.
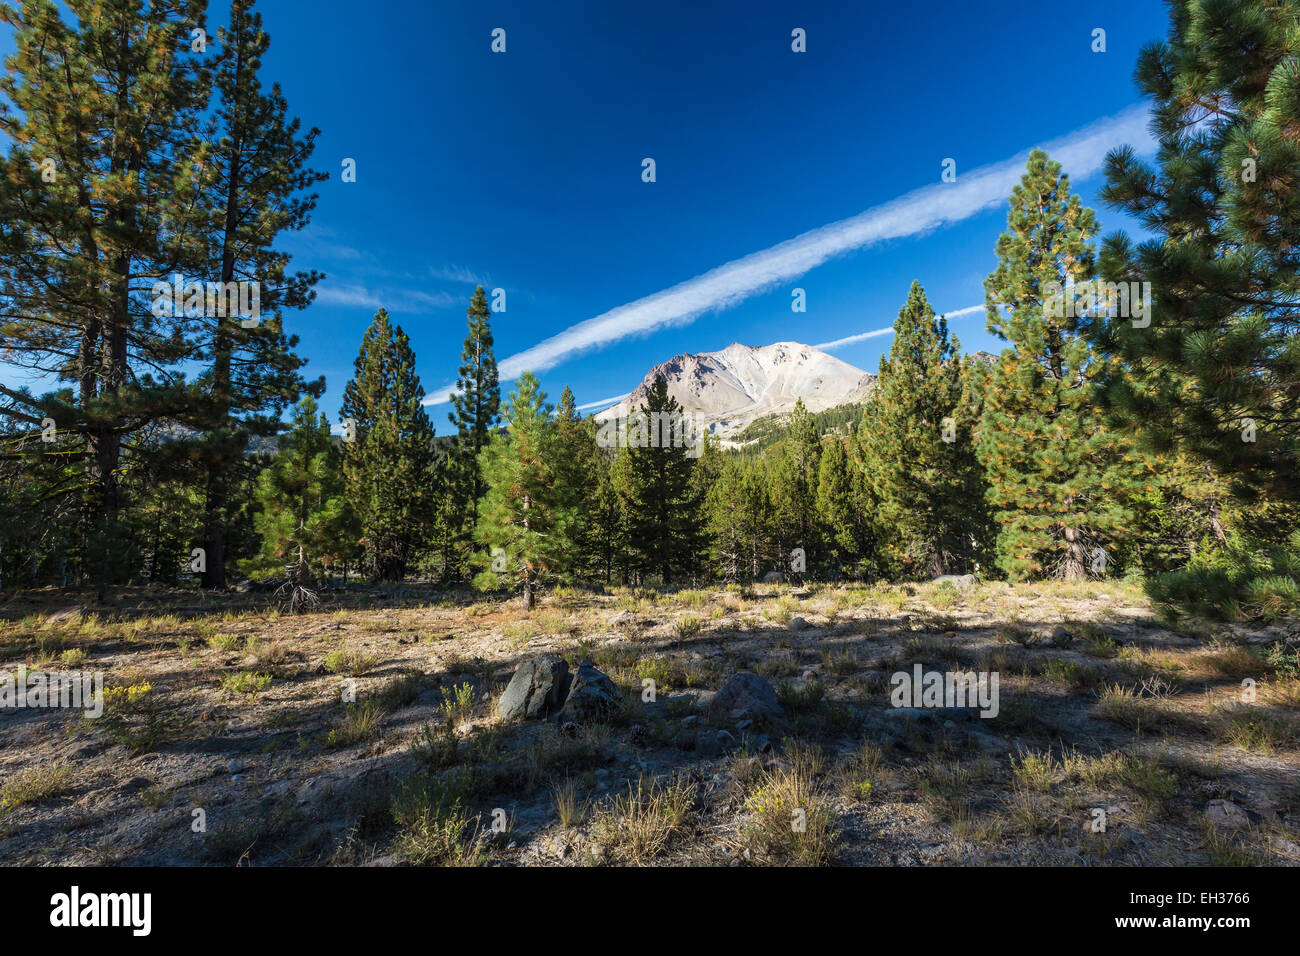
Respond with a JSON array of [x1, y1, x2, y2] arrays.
[[498, 655, 570, 721], [707, 672, 784, 725], [562, 659, 622, 718]]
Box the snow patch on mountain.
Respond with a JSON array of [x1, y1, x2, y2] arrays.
[[596, 341, 875, 437]]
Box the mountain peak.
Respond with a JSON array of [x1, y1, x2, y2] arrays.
[[597, 340, 874, 437]]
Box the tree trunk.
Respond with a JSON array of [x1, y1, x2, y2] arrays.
[[202, 105, 245, 591], [1061, 526, 1087, 580]]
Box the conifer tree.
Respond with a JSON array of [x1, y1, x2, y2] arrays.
[[589, 449, 627, 584], [979, 151, 1147, 579], [816, 436, 858, 577], [1087, 0, 1300, 616], [242, 397, 350, 612], [706, 456, 773, 581], [446, 285, 501, 576], [769, 399, 822, 575], [339, 309, 437, 581], [612, 376, 701, 584], [0, 0, 209, 598], [552, 385, 600, 579], [859, 282, 985, 578], [1091, 0, 1300, 508], [179, 0, 327, 588], [474, 372, 573, 609]]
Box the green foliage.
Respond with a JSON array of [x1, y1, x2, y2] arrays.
[[473, 372, 577, 608], [610, 376, 703, 585], [241, 397, 352, 611], [859, 282, 988, 578], [444, 286, 502, 580], [1147, 528, 1300, 622], [978, 150, 1146, 580], [339, 309, 438, 581], [1087, 0, 1300, 618], [178, 0, 327, 589], [705, 454, 774, 581]]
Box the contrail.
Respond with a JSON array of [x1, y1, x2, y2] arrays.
[[815, 304, 986, 351], [424, 103, 1154, 405], [574, 392, 631, 412]]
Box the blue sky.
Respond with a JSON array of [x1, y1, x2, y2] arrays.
[[2, 0, 1173, 426]]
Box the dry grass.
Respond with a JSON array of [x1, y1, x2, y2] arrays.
[[587, 775, 697, 864], [0, 764, 71, 815], [740, 744, 839, 865]]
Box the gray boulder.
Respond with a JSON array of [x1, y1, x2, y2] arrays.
[[497, 655, 570, 721], [932, 574, 977, 589], [562, 659, 623, 718], [707, 672, 784, 724]]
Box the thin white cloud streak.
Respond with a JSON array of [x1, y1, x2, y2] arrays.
[[316, 284, 461, 313], [423, 104, 1155, 406], [815, 303, 985, 351], [575, 392, 631, 412]]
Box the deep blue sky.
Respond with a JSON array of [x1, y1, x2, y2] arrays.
[[2, 0, 1174, 425]]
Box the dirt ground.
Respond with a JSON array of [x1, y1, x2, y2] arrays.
[[1, 579, 1297, 866]]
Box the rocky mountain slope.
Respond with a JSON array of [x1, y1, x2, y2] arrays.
[[596, 342, 876, 437]]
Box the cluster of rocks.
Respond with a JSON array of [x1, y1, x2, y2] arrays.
[[500, 655, 791, 757], [496, 655, 622, 722]]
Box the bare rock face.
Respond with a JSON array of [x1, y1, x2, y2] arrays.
[[707, 672, 784, 725], [1205, 799, 1250, 830], [498, 656, 570, 721], [562, 659, 622, 718], [932, 574, 977, 589], [596, 341, 870, 440]]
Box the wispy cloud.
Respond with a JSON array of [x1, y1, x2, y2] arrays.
[[815, 304, 985, 351], [575, 392, 631, 412], [316, 283, 461, 313], [429, 264, 490, 285], [423, 103, 1155, 406]]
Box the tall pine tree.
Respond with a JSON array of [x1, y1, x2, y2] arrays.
[[242, 396, 350, 612], [859, 282, 986, 578], [979, 150, 1146, 580], [339, 309, 438, 581], [180, 0, 327, 588], [0, 0, 209, 598], [769, 399, 823, 576], [611, 376, 702, 585], [1089, 0, 1300, 617], [445, 285, 500, 579], [474, 372, 574, 609]]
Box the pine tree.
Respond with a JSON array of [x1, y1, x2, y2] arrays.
[[769, 399, 822, 575], [0, 0, 209, 598], [859, 281, 986, 578], [706, 455, 773, 582], [180, 0, 327, 589], [339, 309, 438, 581], [446, 285, 501, 577], [552, 385, 600, 580], [242, 397, 350, 612], [611, 376, 702, 584], [588, 446, 627, 584], [1087, 0, 1300, 617], [474, 372, 574, 609], [816, 436, 858, 577], [1091, 0, 1300, 509], [979, 150, 1147, 580]]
